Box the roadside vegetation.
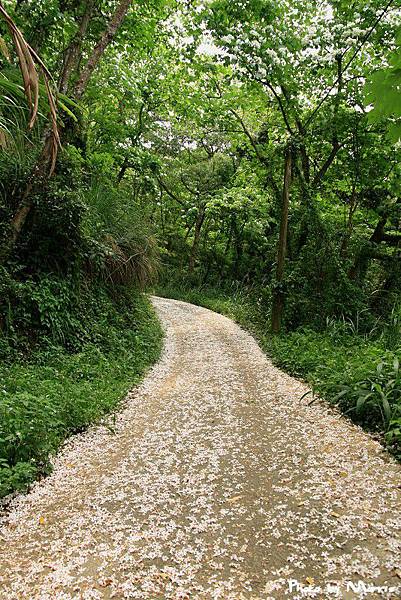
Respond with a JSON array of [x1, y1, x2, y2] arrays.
[[0, 294, 162, 498], [0, 1, 166, 498], [158, 281, 401, 460]]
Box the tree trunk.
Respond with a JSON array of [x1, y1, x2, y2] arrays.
[[0, 129, 53, 262], [339, 186, 358, 257], [73, 0, 132, 100], [271, 148, 292, 334], [58, 0, 95, 94], [117, 156, 130, 182], [189, 204, 206, 274]]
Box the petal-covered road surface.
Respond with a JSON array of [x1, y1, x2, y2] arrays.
[[1, 297, 401, 600]]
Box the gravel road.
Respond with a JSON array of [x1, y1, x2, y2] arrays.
[[0, 297, 400, 599]]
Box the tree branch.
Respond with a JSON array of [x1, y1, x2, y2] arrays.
[[74, 0, 132, 100], [58, 0, 95, 94], [312, 140, 342, 187], [157, 176, 185, 207], [229, 108, 281, 199], [305, 0, 396, 128]]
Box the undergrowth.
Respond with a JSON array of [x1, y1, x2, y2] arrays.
[[0, 293, 163, 499]]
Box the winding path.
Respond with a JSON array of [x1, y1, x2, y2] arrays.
[[0, 297, 400, 599]]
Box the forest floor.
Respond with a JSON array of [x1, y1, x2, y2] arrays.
[[0, 297, 400, 600]]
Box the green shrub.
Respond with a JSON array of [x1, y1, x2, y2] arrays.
[[0, 293, 163, 498], [332, 356, 401, 446], [386, 418, 401, 454]]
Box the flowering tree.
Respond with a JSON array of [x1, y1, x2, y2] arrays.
[[185, 0, 401, 330]]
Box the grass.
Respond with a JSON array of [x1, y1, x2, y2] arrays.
[[157, 282, 401, 459], [0, 293, 163, 499]]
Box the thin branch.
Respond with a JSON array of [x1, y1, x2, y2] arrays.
[[157, 176, 185, 207], [180, 174, 198, 196], [312, 140, 343, 187], [230, 107, 281, 199], [304, 0, 396, 128], [243, 64, 294, 135]]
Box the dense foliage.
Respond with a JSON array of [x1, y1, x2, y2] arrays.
[[0, 0, 400, 496], [0, 294, 162, 498]]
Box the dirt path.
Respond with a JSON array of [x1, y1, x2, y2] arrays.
[[0, 297, 400, 599]]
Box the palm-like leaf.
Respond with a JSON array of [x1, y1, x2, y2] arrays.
[[0, 3, 61, 173]]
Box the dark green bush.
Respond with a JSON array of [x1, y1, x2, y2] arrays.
[[0, 137, 163, 498]]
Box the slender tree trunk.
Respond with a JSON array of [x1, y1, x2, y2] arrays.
[[117, 156, 130, 182], [73, 0, 132, 100], [0, 129, 53, 261], [117, 103, 145, 183], [189, 204, 206, 274], [340, 186, 358, 257], [271, 148, 292, 334], [58, 0, 95, 94]]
